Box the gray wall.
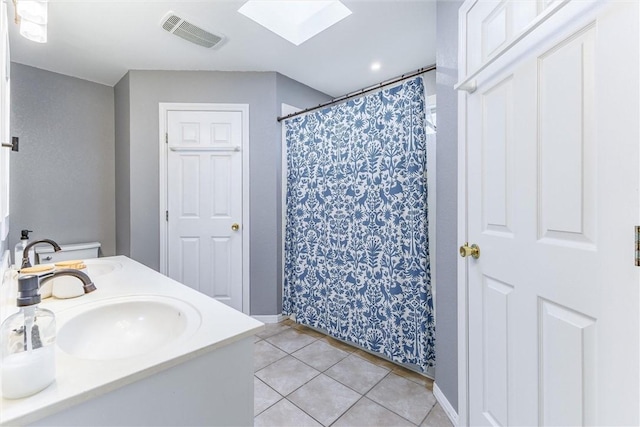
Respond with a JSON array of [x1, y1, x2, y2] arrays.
[[115, 70, 329, 315], [9, 63, 115, 260], [422, 70, 437, 95], [435, 0, 462, 411], [114, 72, 131, 257]]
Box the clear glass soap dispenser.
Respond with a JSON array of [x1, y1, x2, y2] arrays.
[[13, 229, 34, 268], [0, 275, 56, 399]]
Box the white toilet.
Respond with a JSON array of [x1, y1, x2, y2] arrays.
[[35, 242, 101, 264]]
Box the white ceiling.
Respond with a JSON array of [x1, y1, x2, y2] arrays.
[[7, 0, 436, 97]]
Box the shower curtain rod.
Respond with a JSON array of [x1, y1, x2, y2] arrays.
[[276, 64, 437, 122]]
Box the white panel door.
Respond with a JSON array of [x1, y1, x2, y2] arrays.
[[463, 1, 639, 425], [167, 110, 243, 311]]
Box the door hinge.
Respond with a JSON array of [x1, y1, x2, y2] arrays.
[[636, 226, 640, 266], [165, 133, 168, 144], [166, 210, 169, 222]]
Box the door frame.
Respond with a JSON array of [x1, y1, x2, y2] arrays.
[[456, 2, 472, 424], [158, 102, 251, 315], [456, 73, 470, 427]]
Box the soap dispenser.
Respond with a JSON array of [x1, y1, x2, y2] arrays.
[[14, 230, 34, 268], [0, 275, 56, 399]]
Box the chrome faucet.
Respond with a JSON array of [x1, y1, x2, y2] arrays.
[[40, 269, 97, 294], [21, 239, 62, 269]]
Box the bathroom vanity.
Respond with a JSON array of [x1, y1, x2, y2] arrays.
[[0, 256, 263, 426]]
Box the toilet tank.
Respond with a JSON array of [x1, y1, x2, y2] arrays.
[[35, 242, 101, 264]]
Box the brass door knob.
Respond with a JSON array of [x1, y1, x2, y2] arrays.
[[460, 243, 480, 259], [231, 223, 240, 231]]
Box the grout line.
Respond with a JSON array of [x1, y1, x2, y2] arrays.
[[321, 354, 391, 396], [253, 377, 284, 417], [284, 370, 322, 397], [289, 346, 351, 374], [418, 400, 438, 426], [327, 395, 366, 427], [362, 370, 429, 427], [359, 391, 421, 427], [254, 341, 289, 373], [276, 357, 322, 398], [283, 396, 326, 426]]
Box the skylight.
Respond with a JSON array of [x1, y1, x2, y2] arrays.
[[238, 1, 352, 46]]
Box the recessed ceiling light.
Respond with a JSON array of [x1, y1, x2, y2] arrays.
[[238, 1, 352, 46], [371, 62, 381, 71]]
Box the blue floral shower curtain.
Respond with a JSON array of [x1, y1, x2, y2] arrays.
[[283, 77, 434, 372]]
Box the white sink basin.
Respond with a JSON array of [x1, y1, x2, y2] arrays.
[[84, 259, 123, 278], [57, 295, 201, 360]]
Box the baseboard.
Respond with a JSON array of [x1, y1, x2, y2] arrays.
[[252, 314, 288, 324], [433, 382, 459, 426]]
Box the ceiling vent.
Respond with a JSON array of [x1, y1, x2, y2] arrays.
[[160, 12, 225, 49]]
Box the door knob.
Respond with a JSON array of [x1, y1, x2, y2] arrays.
[[460, 243, 480, 259], [231, 223, 240, 231]]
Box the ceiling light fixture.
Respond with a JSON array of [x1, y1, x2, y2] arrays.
[[13, 0, 48, 43], [238, 0, 351, 46], [371, 62, 381, 71]]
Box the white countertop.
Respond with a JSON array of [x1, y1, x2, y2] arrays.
[[0, 256, 264, 426]]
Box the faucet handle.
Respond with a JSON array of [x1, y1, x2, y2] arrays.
[[21, 256, 32, 270]]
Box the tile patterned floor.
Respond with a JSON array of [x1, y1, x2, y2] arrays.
[[254, 320, 453, 427]]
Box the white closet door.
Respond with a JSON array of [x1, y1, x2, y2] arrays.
[[461, 1, 639, 425], [166, 110, 244, 311]]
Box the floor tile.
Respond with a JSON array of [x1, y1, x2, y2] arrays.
[[254, 377, 282, 416], [321, 336, 358, 353], [325, 353, 390, 394], [255, 356, 320, 396], [254, 340, 288, 371], [392, 365, 434, 390], [354, 349, 400, 371], [333, 397, 415, 427], [290, 323, 327, 339], [288, 374, 361, 426], [292, 339, 350, 371], [253, 321, 440, 427], [421, 403, 453, 427], [254, 399, 322, 427], [366, 373, 436, 425], [256, 322, 291, 339], [266, 328, 318, 353]]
